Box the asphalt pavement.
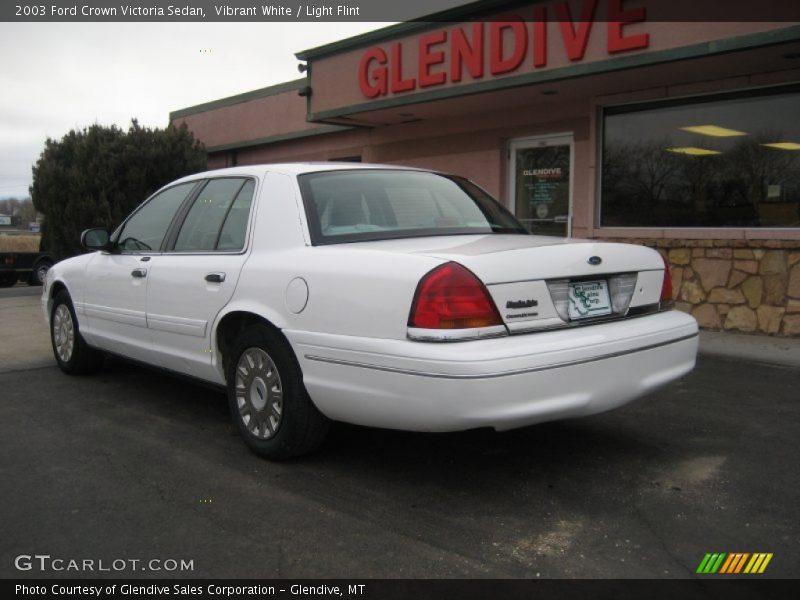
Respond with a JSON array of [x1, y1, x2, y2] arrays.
[[1, 287, 798, 578]]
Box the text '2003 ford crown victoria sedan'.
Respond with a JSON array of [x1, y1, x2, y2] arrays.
[[43, 163, 698, 459]]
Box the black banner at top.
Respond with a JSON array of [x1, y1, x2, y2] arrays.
[[3, 0, 800, 22]]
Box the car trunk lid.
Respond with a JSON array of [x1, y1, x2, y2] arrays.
[[414, 236, 666, 332], [331, 234, 667, 334]]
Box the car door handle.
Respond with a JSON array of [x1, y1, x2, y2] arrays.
[[205, 272, 226, 283], [131, 268, 147, 278]]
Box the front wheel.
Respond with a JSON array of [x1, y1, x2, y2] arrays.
[[227, 324, 329, 460], [50, 290, 104, 374]]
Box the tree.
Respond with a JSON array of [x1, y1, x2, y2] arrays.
[[30, 120, 206, 259]]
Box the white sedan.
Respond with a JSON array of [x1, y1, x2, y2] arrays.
[[43, 163, 698, 459]]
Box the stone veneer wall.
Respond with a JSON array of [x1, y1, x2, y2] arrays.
[[600, 239, 800, 337]]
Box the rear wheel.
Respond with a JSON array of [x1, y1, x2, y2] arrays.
[[50, 290, 104, 374], [227, 324, 329, 460], [28, 259, 53, 286]]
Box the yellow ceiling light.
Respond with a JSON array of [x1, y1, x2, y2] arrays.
[[680, 125, 747, 137], [761, 142, 800, 150], [666, 147, 722, 156]]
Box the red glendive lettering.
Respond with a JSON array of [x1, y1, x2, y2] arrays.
[[358, 0, 649, 98]]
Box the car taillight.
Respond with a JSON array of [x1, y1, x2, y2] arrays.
[[660, 255, 673, 306], [409, 262, 503, 330]]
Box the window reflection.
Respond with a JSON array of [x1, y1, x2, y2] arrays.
[[601, 89, 800, 228]]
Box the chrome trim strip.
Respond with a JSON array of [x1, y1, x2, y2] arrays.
[[406, 324, 508, 342], [304, 332, 698, 380]]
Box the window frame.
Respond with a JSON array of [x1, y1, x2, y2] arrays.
[[597, 83, 800, 232]]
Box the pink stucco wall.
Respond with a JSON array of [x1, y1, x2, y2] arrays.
[[173, 88, 317, 149]]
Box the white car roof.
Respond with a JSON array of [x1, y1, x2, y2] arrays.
[[171, 162, 430, 185]]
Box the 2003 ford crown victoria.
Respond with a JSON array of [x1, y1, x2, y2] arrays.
[[42, 163, 698, 459]]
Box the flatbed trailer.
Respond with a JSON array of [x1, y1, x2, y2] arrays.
[[0, 232, 53, 287]]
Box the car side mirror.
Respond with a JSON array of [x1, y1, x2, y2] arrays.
[[81, 228, 111, 251]]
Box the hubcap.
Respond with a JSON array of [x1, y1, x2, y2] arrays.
[[235, 348, 283, 440], [53, 304, 75, 363]]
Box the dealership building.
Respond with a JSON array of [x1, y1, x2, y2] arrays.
[[171, 0, 800, 336]]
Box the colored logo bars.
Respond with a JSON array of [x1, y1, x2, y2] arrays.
[[696, 553, 773, 574]]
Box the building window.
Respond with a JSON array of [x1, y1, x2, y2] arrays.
[[601, 87, 800, 228]]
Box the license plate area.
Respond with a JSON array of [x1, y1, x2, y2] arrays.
[[567, 279, 612, 320]]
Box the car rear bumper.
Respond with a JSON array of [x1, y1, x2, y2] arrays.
[[285, 310, 698, 432]]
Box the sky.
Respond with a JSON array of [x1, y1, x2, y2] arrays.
[[0, 22, 388, 199]]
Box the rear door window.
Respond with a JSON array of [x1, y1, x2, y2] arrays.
[[173, 178, 254, 252], [217, 180, 255, 251]]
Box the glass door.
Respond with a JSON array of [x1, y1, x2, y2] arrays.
[[508, 135, 573, 237]]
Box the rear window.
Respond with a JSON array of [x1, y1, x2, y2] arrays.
[[298, 170, 527, 245]]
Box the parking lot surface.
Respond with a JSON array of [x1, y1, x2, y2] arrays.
[[1, 291, 798, 578]]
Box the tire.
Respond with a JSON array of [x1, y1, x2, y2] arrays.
[[0, 272, 17, 287], [227, 324, 330, 460], [28, 259, 53, 286], [50, 290, 104, 374]]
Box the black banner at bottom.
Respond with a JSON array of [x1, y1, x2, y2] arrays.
[[5, 579, 800, 600]]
